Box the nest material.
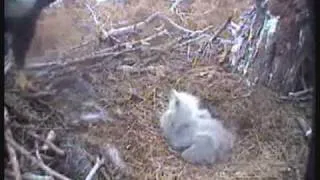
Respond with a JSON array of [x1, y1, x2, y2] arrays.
[[4, 6, 311, 180]]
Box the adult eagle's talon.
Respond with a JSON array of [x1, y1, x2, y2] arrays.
[[16, 71, 28, 90], [15, 71, 36, 91]]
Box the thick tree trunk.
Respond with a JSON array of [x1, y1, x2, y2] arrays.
[[247, 0, 314, 94]]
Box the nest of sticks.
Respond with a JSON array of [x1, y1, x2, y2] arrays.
[[4, 6, 311, 179]]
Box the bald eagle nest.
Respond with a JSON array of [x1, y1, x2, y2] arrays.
[[4, 9, 311, 179]]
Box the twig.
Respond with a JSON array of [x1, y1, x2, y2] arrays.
[[85, 2, 100, 25], [27, 131, 65, 156], [155, 13, 196, 34], [4, 109, 22, 180], [295, 117, 312, 139], [41, 130, 56, 151], [5, 56, 13, 76], [4, 114, 19, 180], [35, 141, 44, 162], [169, 0, 184, 12], [95, 29, 169, 54], [85, 2, 108, 40], [85, 156, 105, 180], [5, 35, 13, 75], [104, 144, 127, 170], [288, 88, 313, 97], [5, 135, 71, 180], [85, 152, 112, 180], [5, 92, 43, 122], [279, 95, 312, 102], [4, 106, 10, 125], [99, 12, 206, 41], [25, 13, 215, 73], [19, 91, 57, 99], [175, 32, 211, 48], [6, 132, 22, 180], [22, 173, 54, 180], [300, 65, 308, 90], [199, 15, 233, 53], [27, 46, 139, 75], [117, 65, 162, 74], [172, 24, 214, 49]]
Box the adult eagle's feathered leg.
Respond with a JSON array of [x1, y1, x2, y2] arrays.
[[9, 16, 38, 90], [5, 0, 57, 91]]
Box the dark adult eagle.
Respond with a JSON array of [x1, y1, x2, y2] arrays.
[[5, 0, 57, 90]]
